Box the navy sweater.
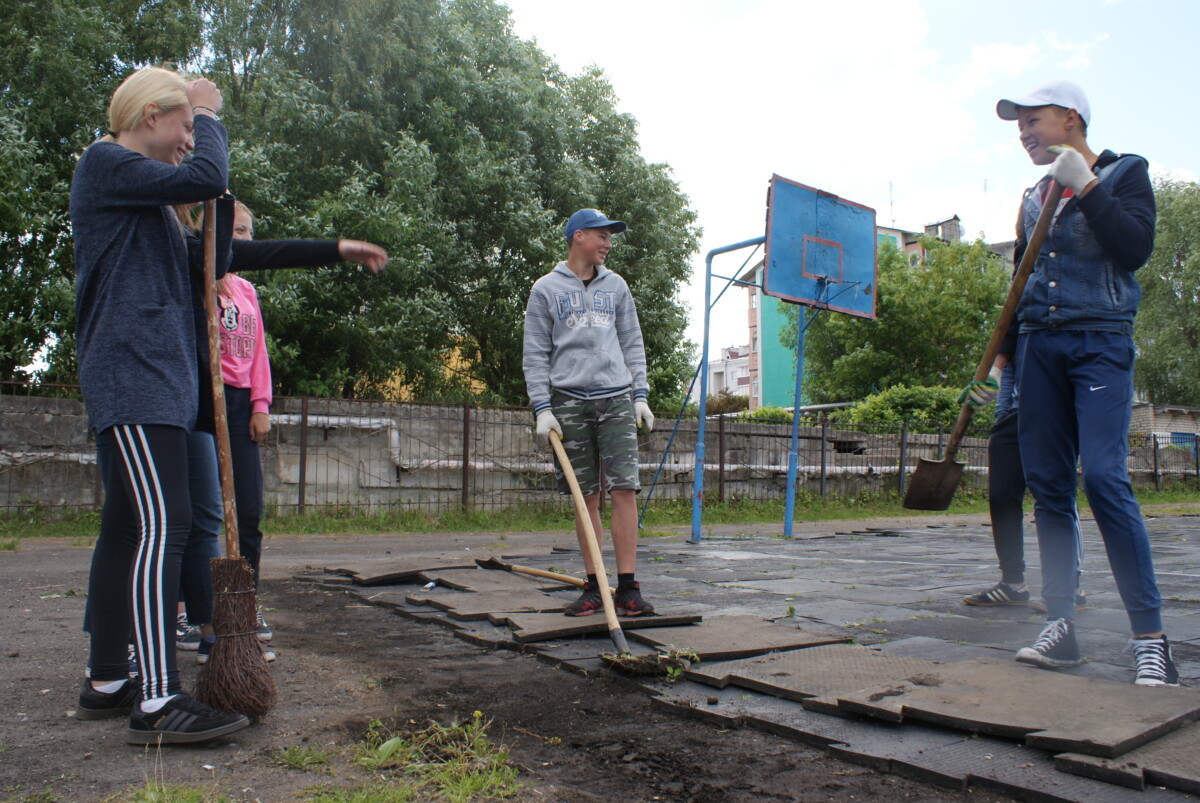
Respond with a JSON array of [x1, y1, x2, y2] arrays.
[[71, 115, 230, 433]]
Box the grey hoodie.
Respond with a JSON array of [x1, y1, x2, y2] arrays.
[[523, 261, 648, 413]]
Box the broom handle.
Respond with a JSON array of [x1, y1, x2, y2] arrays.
[[201, 199, 241, 558], [943, 180, 1065, 461], [549, 431, 630, 654]]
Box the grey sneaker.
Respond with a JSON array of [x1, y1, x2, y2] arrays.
[[1016, 618, 1083, 668], [256, 609, 273, 642], [1130, 636, 1180, 687], [177, 625, 203, 651]]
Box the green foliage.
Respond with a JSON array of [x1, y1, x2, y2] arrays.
[[1134, 178, 1200, 405], [736, 405, 797, 423], [1, 0, 699, 407], [276, 744, 332, 771], [785, 237, 1009, 404], [828, 384, 989, 437]]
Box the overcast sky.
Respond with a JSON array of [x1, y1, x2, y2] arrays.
[[502, 0, 1200, 352]]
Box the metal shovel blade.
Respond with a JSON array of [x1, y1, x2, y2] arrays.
[[903, 457, 966, 511]]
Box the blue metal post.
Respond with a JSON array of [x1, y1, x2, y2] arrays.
[[783, 309, 813, 537], [690, 236, 765, 544]]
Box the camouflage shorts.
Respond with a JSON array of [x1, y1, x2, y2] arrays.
[[551, 391, 641, 496]]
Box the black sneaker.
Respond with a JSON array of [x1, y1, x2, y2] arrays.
[[563, 582, 602, 617], [1130, 636, 1180, 687], [1030, 590, 1087, 613], [614, 582, 656, 617], [127, 694, 249, 745], [963, 582, 1030, 607], [1016, 618, 1083, 668], [76, 678, 140, 721]]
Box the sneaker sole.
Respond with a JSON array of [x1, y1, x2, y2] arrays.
[[1015, 649, 1083, 668], [563, 610, 600, 617], [616, 609, 655, 617], [76, 704, 136, 721], [963, 598, 1028, 607], [1135, 679, 1181, 687], [126, 715, 250, 745]]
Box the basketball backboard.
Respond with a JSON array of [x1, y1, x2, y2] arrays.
[[763, 174, 877, 319]]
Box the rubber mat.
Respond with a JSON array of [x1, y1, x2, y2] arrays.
[[323, 555, 476, 585], [1055, 720, 1200, 794], [418, 567, 568, 593], [837, 658, 1200, 757], [684, 643, 941, 715], [624, 614, 849, 661], [493, 611, 701, 642], [404, 589, 565, 620]]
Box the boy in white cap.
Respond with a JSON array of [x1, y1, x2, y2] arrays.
[[995, 79, 1175, 684], [523, 209, 656, 616]]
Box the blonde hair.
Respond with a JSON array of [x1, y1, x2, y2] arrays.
[[101, 67, 189, 143], [233, 200, 255, 237]]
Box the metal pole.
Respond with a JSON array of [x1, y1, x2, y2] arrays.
[[717, 414, 726, 503], [820, 417, 828, 498], [898, 420, 908, 496], [1194, 434, 1199, 491], [1152, 432, 1161, 491], [462, 403, 471, 510], [298, 396, 308, 514], [783, 309, 811, 537], [691, 236, 765, 544]]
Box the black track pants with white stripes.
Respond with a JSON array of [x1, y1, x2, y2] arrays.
[[88, 424, 191, 700]]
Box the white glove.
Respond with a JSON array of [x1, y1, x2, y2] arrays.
[[958, 365, 1003, 408], [634, 400, 654, 432], [1047, 146, 1096, 193], [535, 410, 562, 440]]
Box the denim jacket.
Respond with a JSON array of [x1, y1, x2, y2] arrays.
[[1016, 150, 1156, 336]]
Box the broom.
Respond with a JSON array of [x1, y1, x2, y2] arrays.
[[194, 198, 277, 719]]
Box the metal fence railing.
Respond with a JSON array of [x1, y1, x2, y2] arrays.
[[2, 384, 1197, 516]]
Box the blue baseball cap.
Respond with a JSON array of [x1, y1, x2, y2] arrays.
[[564, 208, 627, 242]]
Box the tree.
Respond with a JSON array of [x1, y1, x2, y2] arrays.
[[1134, 178, 1200, 406], [784, 237, 1010, 404]]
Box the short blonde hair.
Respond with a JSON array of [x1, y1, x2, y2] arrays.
[[104, 67, 189, 140], [233, 200, 255, 236]]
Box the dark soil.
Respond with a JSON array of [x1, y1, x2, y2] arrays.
[[0, 532, 1014, 802]]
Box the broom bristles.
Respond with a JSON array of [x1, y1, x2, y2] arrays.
[[195, 556, 277, 719]]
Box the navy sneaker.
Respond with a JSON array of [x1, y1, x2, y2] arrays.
[[963, 582, 1029, 607], [614, 582, 656, 617], [563, 582, 602, 616], [177, 625, 203, 651], [196, 635, 216, 665], [76, 678, 140, 721], [126, 694, 249, 745], [1016, 618, 1083, 668]]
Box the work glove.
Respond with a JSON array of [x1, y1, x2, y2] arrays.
[[957, 366, 1002, 408], [535, 410, 562, 440], [634, 400, 655, 432], [1047, 145, 1096, 193]]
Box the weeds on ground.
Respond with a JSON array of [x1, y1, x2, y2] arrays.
[[0, 537, 17, 551], [276, 745, 332, 771], [350, 712, 520, 803], [303, 785, 417, 802]]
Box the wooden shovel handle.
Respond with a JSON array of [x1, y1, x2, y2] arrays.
[[201, 199, 240, 558], [549, 431, 629, 652], [944, 181, 1065, 460]]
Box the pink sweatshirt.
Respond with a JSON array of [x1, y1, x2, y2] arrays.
[[218, 274, 272, 415]]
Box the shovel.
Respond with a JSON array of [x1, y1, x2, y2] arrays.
[[903, 180, 1065, 511], [548, 430, 631, 654], [474, 556, 615, 592]]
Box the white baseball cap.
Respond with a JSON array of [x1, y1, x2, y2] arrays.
[[996, 79, 1090, 127]]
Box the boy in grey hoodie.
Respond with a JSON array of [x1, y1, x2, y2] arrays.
[[523, 209, 656, 616]]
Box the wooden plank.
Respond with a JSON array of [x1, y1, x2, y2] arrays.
[[625, 614, 849, 661]]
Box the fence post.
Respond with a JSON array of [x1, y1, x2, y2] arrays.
[[1195, 434, 1199, 491], [1152, 432, 1161, 491], [937, 423, 944, 461], [298, 396, 308, 514], [717, 414, 726, 503], [819, 417, 828, 498], [461, 402, 471, 511], [898, 420, 908, 496]]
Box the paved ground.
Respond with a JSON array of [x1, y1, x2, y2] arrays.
[[303, 509, 1200, 800]]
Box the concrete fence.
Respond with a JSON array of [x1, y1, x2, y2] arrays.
[[2, 391, 1197, 516]]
